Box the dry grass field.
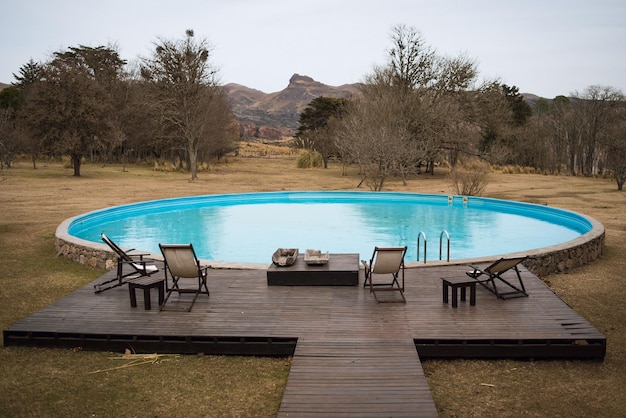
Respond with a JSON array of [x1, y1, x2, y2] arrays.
[[1, 153, 625, 417]]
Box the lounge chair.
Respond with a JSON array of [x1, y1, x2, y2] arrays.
[[159, 244, 211, 312], [362, 246, 407, 303], [95, 233, 160, 293], [467, 256, 529, 299]]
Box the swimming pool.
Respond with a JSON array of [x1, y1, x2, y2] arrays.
[[64, 191, 593, 265]]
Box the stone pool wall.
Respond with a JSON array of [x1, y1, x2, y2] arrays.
[[55, 237, 121, 271], [55, 228, 605, 277], [522, 230, 605, 277]]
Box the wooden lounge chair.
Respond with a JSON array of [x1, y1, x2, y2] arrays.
[[362, 246, 407, 303], [95, 233, 159, 293], [467, 256, 529, 299], [159, 243, 211, 312]]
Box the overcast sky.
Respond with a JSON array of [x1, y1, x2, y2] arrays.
[[1, 0, 624, 98]]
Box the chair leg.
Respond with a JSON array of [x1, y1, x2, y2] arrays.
[[160, 275, 209, 312], [93, 261, 125, 293], [159, 280, 177, 311], [494, 266, 528, 299], [371, 282, 406, 303], [187, 276, 210, 312], [129, 285, 138, 308]]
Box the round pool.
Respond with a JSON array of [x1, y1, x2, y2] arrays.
[[63, 191, 594, 265]]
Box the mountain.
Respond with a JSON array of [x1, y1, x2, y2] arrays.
[[224, 74, 360, 139], [224, 77, 552, 140], [521, 93, 545, 109]]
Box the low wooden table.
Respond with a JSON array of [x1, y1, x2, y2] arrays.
[[267, 253, 359, 286], [129, 276, 166, 310], [442, 277, 477, 308]]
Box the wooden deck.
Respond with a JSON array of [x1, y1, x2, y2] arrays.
[[3, 263, 605, 417]]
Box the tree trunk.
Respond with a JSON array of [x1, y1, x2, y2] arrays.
[[72, 154, 81, 176], [189, 147, 198, 181], [377, 176, 385, 191]]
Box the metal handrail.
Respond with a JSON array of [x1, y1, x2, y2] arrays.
[[439, 230, 450, 262], [416, 231, 427, 263]]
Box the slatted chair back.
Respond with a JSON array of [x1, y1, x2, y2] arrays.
[[363, 246, 408, 303], [158, 243, 210, 312], [371, 247, 407, 274], [101, 233, 133, 262], [485, 256, 527, 275], [468, 256, 529, 299], [159, 244, 200, 278], [95, 233, 159, 293]]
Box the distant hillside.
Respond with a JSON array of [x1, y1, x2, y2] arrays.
[[521, 93, 545, 108], [224, 74, 359, 139], [224, 78, 552, 139], [0, 82, 9, 90]]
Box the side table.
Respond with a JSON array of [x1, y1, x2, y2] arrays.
[[129, 276, 166, 310], [442, 277, 477, 308]]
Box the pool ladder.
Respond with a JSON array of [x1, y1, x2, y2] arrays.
[[416, 230, 450, 263]]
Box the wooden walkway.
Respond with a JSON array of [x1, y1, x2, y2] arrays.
[[280, 339, 437, 417], [3, 263, 605, 417]]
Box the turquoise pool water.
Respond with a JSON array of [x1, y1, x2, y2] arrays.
[[67, 191, 592, 264]]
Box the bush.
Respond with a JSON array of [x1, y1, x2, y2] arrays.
[[296, 150, 323, 168], [449, 159, 491, 196]]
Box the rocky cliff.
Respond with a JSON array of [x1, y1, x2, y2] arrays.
[[224, 74, 359, 139]]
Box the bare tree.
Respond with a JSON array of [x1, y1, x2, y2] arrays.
[[388, 24, 437, 92], [336, 25, 479, 188], [571, 85, 624, 176], [338, 81, 412, 190], [140, 29, 232, 180], [600, 98, 626, 189], [0, 86, 21, 168], [541, 87, 624, 177], [197, 86, 237, 162], [545, 95, 576, 174]]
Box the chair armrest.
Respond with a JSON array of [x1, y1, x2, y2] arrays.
[[127, 251, 151, 260], [466, 266, 484, 279], [121, 258, 150, 265], [199, 265, 211, 278]]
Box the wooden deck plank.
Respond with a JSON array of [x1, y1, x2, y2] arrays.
[[3, 263, 605, 416]]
